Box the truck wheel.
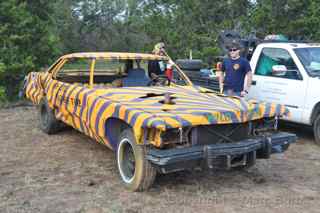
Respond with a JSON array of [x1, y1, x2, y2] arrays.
[[313, 114, 320, 145], [117, 129, 156, 191], [39, 99, 62, 134]]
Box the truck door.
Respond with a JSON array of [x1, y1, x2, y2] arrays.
[[248, 47, 307, 123]]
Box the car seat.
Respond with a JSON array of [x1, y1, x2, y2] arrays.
[[122, 68, 150, 87]]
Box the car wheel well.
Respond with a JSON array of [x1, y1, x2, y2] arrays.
[[311, 102, 320, 124], [105, 118, 131, 149]]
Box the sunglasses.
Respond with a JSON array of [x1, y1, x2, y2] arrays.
[[229, 48, 239, 52]]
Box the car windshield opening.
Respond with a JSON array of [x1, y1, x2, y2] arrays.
[[295, 47, 320, 76]]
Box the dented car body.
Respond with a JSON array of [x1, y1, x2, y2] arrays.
[[24, 52, 296, 191]]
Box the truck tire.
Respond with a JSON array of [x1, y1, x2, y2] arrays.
[[176, 59, 203, 71], [39, 99, 62, 134], [313, 114, 320, 145], [116, 129, 156, 191]]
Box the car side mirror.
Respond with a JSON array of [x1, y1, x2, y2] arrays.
[[272, 65, 287, 76]]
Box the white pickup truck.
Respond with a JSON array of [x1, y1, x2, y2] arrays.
[[248, 42, 320, 144]]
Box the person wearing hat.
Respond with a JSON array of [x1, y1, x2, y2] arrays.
[[148, 42, 166, 79], [148, 42, 174, 80], [217, 42, 252, 97]]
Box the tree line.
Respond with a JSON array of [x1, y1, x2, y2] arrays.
[[1, 0, 320, 101]]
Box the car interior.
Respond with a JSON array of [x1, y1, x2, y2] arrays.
[[55, 59, 154, 88], [54, 57, 189, 88]]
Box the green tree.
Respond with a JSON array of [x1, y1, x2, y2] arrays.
[[249, 0, 320, 40], [3, 0, 320, 103], [0, 0, 60, 100], [141, 0, 251, 63]]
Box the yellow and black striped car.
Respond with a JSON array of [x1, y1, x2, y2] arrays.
[[23, 52, 296, 191]]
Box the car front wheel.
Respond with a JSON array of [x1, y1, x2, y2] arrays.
[[117, 129, 156, 191], [39, 99, 62, 134], [314, 114, 320, 145]]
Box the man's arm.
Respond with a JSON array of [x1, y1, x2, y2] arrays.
[[244, 71, 252, 92], [216, 62, 224, 93], [217, 71, 224, 93], [240, 71, 252, 97], [241, 60, 253, 96]]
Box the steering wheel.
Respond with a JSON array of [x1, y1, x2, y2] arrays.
[[148, 74, 171, 86]]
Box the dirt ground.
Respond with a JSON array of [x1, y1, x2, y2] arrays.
[[0, 106, 319, 213]]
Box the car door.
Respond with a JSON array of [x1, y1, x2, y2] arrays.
[[248, 47, 308, 123], [51, 58, 93, 130]]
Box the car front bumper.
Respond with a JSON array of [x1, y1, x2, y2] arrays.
[[146, 132, 297, 173]]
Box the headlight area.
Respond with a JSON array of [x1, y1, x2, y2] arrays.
[[145, 128, 192, 148], [250, 116, 279, 136], [146, 117, 279, 148]]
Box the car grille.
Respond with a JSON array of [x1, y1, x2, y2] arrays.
[[191, 123, 250, 145]]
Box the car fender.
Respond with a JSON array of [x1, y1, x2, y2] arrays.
[[25, 72, 51, 104], [303, 77, 320, 124]]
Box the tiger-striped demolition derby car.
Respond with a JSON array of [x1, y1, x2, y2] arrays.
[[23, 52, 296, 191]]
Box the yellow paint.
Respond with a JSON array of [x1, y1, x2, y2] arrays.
[[89, 59, 96, 89], [24, 52, 291, 150]]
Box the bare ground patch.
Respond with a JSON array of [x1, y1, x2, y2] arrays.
[[0, 106, 319, 213]]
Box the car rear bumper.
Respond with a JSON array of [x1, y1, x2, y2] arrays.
[[146, 132, 297, 173]]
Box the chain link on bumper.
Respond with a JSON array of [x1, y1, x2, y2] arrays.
[[146, 132, 297, 174]]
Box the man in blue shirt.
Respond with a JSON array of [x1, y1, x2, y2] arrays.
[[217, 42, 252, 97]]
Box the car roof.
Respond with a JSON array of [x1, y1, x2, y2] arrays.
[[61, 52, 169, 61]]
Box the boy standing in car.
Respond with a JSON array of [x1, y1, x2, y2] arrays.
[[148, 42, 174, 81], [217, 42, 252, 97], [148, 42, 166, 78]]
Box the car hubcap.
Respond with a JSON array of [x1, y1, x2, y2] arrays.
[[118, 139, 135, 183]]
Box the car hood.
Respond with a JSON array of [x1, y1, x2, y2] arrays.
[[93, 86, 289, 131]]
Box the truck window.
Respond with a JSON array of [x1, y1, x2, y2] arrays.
[[256, 48, 302, 80], [295, 47, 320, 77]]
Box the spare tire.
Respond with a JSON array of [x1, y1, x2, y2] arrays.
[[176, 59, 203, 71]]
